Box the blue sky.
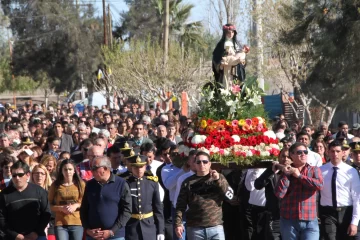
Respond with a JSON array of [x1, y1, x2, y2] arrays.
[[92, 0, 208, 24], [90, 0, 249, 41]]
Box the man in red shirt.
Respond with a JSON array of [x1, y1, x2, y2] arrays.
[[275, 142, 323, 240]]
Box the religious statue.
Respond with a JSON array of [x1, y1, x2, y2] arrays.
[[212, 24, 249, 90]]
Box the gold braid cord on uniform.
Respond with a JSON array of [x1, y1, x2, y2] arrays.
[[146, 176, 158, 182]]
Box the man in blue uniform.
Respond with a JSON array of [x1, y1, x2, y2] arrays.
[[125, 154, 165, 240]]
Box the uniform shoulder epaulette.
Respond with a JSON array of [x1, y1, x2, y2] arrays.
[[146, 176, 158, 182]]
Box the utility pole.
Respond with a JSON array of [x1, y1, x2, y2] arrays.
[[108, 4, 113, 48], [253, 0, 264, 91], [7, 30, 16, 108], [163, 0, 169, 65], [76, 0, 79, 14], [102, 0, 108, 46]]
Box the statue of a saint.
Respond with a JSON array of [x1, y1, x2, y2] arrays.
[[212, 24, 249, 90]]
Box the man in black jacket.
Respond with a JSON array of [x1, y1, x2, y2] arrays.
[[0, 161, 51, 240], [254, 149, 292, 240]]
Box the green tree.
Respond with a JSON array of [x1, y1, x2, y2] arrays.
[[278, 0, 360, 122], [101, 40, 209, 111], [116, 0, 205, 52], [114, 0, 162, 42], [1, 0, 103, 93]]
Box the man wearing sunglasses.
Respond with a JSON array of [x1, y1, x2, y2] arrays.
[[175, 151, 233, 240], [319, 140, 360, 239], [0, 161, 51, 240], [296, 131, 323, 167], [275, 142, 323, 240]]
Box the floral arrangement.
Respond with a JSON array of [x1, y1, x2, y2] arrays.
[[183, 78, 282, 167]]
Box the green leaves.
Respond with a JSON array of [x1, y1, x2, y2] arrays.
[[1, 0, 103, 93], [198, 78, 268, 121]]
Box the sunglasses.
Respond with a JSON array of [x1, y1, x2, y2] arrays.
[[12, 172, 27, 178], [296, 150, 309, 155], [196, 160, 209, 165], [91, 165, 106, 171]]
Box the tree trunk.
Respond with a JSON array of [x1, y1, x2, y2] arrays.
[[304, 106, 312, 125], [163, 0, 169, 65], [320, 107, 325, 123], [326, 105, 338, 126], [44, 89, 49, 108]]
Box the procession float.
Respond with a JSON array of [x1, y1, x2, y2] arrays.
[[177, 24, 282, 170]]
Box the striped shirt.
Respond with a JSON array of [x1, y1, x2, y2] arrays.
[[275, 163, 323, 220]]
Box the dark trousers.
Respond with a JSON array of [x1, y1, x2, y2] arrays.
[[241, 204, 253, 240], [320, 206, 360, 240], [265, 212, 281, 240], [222, 201, 241, 240], [250, 204, 267, 240]]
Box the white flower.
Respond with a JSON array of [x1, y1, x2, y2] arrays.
[[199, 147, 210, 155], [226, 100, 234, 106], [257, 117, 264, 124], [245, 150, 253, 157], [219, 88, 231, 96], [178, 145, 190, 156], [269, 144, 280, 150], [209, 145, 220, 153], [191, 135, 206, 144], [224, 149, 231, 156], [231, 135, 240, 142], [248, 95, 262, 106], [264, 130, 277, 140], [208, 90, 215, 100], [260, 151, 271, 157]]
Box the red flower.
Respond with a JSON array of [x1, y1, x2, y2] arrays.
[[219, 120, 226, 126], [205, 136, 214, 145], [221, 137, 234, 148], [271, 148, 280, 156]]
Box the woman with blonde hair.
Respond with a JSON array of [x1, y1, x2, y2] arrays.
[[40, 154, 57, 181], [31, 164, 56, 240], [31, 164, 52, 191]]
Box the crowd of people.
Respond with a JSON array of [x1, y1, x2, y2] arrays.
[[0, 102, 233, 240], [0, 101, 360, 240], [239, 116, 360, 240]]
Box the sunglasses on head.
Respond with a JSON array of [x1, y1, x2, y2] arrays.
[[296, 150, 308, 155], [12, 172, 27, 178], [196, 160, 209, 165], [91, 165, 106, 171]]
